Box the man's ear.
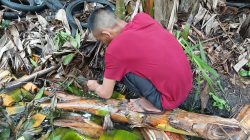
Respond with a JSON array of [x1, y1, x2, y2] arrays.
[[101, 29, 112, 38]]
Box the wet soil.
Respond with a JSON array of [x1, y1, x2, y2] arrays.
[[180, 74, 250, 118]]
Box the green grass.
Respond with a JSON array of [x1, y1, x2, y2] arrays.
[[239, 62, 250, 77], [175, 30, 230, 111]]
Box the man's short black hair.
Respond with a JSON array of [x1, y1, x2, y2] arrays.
[[87, 6, 115, 32]]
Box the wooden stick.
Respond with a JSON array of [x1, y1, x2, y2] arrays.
[[2, 65, 59, 92]]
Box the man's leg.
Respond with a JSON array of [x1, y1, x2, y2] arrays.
[[121, 73, 163, 112]]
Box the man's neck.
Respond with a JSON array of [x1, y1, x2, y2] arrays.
[[113, 20, 127, 36]]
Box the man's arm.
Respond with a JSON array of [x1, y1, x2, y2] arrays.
[[87, 77, 116, 99]]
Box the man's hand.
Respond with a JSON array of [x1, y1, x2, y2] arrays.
[[86, 78, 116, 99], [87, 80, 99, 91]]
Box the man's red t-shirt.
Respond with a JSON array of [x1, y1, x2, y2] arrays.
[[104, 13, 193, 110]]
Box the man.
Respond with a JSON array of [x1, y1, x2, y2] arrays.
[[86, 7, 192, 113]]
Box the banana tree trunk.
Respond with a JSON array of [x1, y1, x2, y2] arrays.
[[40, 98, 247, 139], [236, 104, 250, 139], [53, 119, 104, 138], [139, 128, 186, 140]]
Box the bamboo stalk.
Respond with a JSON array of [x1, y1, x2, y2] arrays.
[[40, 98, 247, 139]]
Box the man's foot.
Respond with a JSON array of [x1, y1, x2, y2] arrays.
[[128, 98, 162, 114]]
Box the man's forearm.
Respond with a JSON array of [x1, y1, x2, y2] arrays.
[[87, 78, 116, 99]]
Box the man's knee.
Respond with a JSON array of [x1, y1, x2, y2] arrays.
[[121, 73, 141, 98], [122, 73, 163, 111]]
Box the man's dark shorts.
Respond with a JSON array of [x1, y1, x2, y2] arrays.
[[121, 73, 163, 111]]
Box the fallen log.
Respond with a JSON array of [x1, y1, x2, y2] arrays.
[[169, 109, 248, 140], [40, 98, 248, 139]]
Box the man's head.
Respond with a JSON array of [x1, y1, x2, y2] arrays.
[[88, 7, 126, 44]]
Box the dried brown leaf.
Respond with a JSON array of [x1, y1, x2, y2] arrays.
[[167, 0, 179, 32], [23, 82, 37, 92], [37, 14, 48, 28], [9, 25, 26, 59], [0, 69, 15, 87], [179, 0, 195, 13], [32, 113, 46, 127], [155, 0, 171, 28], [55, 9, 71, 34], [0, 11, 3, 22], [0, 55, 9, 69], [0, 33, 8, 47], [201, 0, 225, 11], [0, 70, 11, 81], [236, 105, 250, 134], [193, 4, 207, 25], [0, 94, 15, 106], [130, 0, 140, 21], [74, 17, 84, 35], [240, 13, 250, 39], [0, 41, 13, 60], [202, 14, 219, 35], [44, 34, 55, 53], [234, 58, 248, 72]]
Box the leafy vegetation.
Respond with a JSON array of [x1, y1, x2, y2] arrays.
[[48, 128, 93, 140], [209, 92, 230, 110], [239, 62, 250, 77], [53, 31, 81, 51], [176, 31, 230, 111], [0, 20, 10, 29], [59, 82, 83, 96], [99, 129, 143, 140], [34, 87, 44, 100], [62, 53, 76, 65], [142, 0, 154, 17], [115, 0, 125, 19], [53, 31, 81, 65], [239, 69, 250, 77]]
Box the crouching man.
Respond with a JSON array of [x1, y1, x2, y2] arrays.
[[86, 7, 192, 113]]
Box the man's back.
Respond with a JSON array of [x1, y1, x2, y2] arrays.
[[104, 13, 193, 110]]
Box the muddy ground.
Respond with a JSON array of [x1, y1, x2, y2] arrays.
[[181, 74, 250, 118]]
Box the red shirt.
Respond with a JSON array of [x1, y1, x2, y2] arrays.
[[104, 13, 193, 110]]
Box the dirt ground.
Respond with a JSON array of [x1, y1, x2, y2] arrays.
[[181, 74, 250, 118]]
